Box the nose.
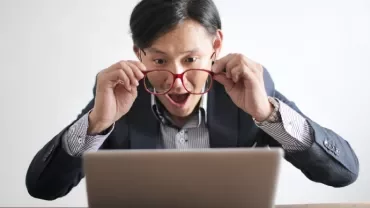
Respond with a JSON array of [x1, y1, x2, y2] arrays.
[[170, 65, 186, 93], [172, 78, 183, 90]]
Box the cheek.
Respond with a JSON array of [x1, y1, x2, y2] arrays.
[[186, 72, 211, 87], [157, 94, 168, 104], [188, 94, 202, 107]]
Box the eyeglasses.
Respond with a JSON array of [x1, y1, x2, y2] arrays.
[[143, 69, 215, 95]]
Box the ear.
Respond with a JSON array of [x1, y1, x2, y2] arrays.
[[213, 29, 223, 59], [133, 45, 141, 61]]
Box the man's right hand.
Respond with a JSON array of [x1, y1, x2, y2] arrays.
[[88, 60, 146, 134]]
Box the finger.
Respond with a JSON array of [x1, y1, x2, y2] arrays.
[[224, 56, 241, 79], [121, 62, 139, 87], [107, 69, 131, 91], [213, 73, 234, 92], [231, 66, 257, 86], [106, 60, 142, 72], [107, 61, 125, 72], [255, 63, 264, 74], [244, 56, 258, 68], [121, 62, 139, 86], [229, 66, 244, 83], [244, 57, 263, 74], [211, 53, 234, 74], [117, 70, 132, 91], [128, 60, 147, 72], [126, 61, 145, 80]]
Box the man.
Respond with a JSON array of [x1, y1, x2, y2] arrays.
[[26, 0, 359, 201]]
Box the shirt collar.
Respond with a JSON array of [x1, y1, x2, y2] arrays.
[[151, 94, 208, 127]]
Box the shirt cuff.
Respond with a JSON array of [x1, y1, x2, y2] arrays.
[[255, 99, 314, 152], [62, 111, 114, 156]]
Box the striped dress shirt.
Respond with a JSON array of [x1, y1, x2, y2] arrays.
[[62, 94, 314, 156]]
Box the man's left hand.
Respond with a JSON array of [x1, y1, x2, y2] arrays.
[[212, 53, 273, 122]]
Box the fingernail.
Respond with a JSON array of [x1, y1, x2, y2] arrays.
[[135, 80, 139, 86]]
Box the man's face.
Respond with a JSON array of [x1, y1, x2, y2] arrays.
[[138, 19, 222, 118]]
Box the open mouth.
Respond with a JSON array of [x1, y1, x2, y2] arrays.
[[167, 93, 190, 106]]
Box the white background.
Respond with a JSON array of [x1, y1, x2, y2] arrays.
[[1, 0, 369, 206]]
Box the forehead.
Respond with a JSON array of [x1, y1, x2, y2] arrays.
[[148, 20, 213, 55]]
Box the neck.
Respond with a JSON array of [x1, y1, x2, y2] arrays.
[[170, 114, 192, 128]]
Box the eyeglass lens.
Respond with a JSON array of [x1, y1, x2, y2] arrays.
[[144, 69, 212, 94]]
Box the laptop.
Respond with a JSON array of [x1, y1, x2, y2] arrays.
[[83, 148, 284, 208]]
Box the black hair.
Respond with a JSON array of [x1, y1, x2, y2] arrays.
[[129, 0, 221, 49]]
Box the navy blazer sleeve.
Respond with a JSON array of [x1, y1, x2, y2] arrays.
[[269, 90, 359, 187], [25, 99, 94, 200], [25, 82, 102, 200]]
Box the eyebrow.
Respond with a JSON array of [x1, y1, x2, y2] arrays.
[[146, 47, 200, 55]]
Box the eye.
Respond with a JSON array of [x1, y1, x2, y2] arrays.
[[153, 59, 166, 65], [185, 57, 198, 63]]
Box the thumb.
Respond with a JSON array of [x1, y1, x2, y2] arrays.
[[214, 74, 234, 92]]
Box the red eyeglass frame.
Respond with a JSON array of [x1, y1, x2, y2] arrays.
[[142, 69, 216, 95]]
